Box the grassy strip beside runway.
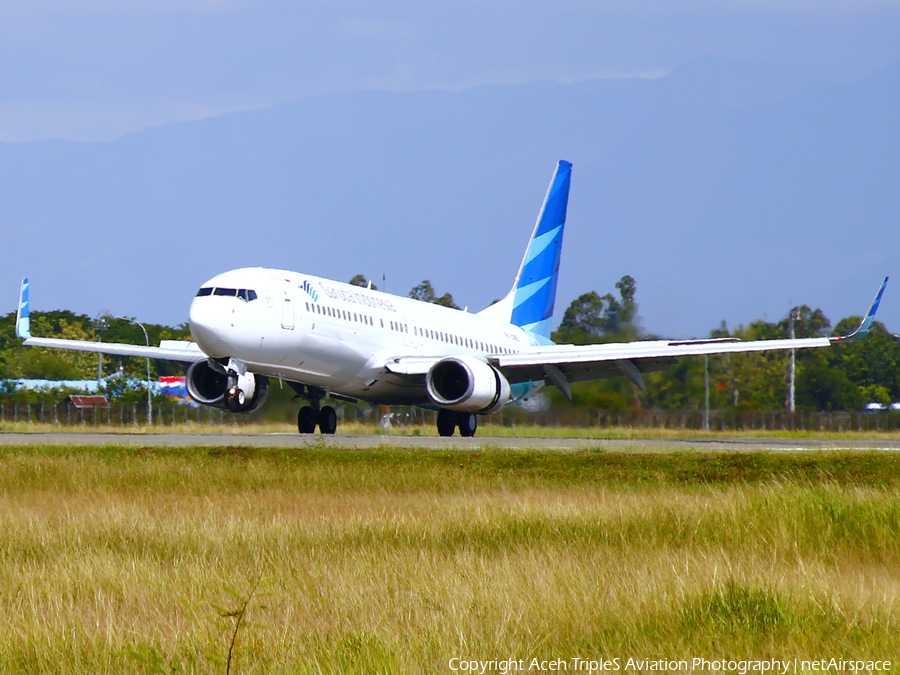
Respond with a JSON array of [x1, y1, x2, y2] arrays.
[[0, 444, 898, 673], [7, 419, 900, 440]]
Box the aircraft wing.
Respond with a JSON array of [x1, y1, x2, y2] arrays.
[[18, 337, 206, 363], [15, 278, 207, 364], [491, 277, 888, 397]]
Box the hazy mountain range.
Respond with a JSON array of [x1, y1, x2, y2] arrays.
[[2, 57, 897, 338]]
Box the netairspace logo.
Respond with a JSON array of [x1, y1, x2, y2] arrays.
[[446, 657, 892, 673]]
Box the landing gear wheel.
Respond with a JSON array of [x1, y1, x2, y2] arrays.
[[458, 413, 477, 437], [297, 406, 317, 434], [318, 406, 337, 435], [225, 387, 246, 411], [437, 409, 456, 437]]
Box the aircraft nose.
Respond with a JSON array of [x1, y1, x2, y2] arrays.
[[189, 298, 230, 357]]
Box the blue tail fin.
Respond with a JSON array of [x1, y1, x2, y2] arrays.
[[16, 278, 31, 339], [508, 160, 572, 340]]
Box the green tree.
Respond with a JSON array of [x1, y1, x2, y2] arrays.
[[409, 280, 460, 310], [349, 275, 377, 290], [707, 319, 791, 410], [555, 291, 605, 343], [796, 360, 863, 411], [823, 319, 900, 403], [777, 305, 830, 338], [553, 275, 640, 344]]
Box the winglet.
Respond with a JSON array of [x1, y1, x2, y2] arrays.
[[832, 276, 888, 343], [15, 278, 31, 339]]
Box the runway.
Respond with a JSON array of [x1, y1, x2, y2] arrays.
[[1, 431, 900, 452]]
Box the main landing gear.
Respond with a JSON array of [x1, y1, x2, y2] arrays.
[[291, 384, 338, 435], [436, 409, 478, 437]]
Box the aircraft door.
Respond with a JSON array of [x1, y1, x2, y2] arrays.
[[411, 320, 420, 349], [281, 290, 295, 330]]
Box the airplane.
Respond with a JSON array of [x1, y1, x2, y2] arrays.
[[14, 160, 888, 437]]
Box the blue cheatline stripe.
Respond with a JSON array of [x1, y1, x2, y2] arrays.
[[509, 160, 571, 339]]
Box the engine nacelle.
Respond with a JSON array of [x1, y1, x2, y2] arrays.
[[186, 360, 269, 413], [425, 355, 511, 414]]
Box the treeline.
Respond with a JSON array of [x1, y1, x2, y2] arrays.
[[1, 276, 897, 413]]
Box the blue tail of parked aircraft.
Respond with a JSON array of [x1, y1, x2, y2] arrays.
[[478, 160, 571, 343], [16, 278, 31, 339]]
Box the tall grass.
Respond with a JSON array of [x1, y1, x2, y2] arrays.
[[0, 446, 897, 673]]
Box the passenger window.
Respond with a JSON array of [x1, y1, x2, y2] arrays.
[[196, 287, 213, 297]]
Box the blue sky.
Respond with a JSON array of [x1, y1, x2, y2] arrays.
[[2, 1, 900, 142]]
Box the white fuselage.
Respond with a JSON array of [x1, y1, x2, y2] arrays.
[[188, 267, 541, 406]]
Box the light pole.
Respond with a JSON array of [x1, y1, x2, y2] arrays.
[[92, 312, 110, 388], [703, 355, 710, 431], [789, 308, 799, 413], [115, 316, 152, 427]]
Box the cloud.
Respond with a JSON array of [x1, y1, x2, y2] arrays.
[[0, 100, 266, 143]]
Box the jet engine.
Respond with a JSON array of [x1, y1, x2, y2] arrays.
[[425, 355, 511, 414], [185, 359, 268, 413]]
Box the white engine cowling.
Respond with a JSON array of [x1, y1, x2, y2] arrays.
[[425, 355, 511, 414], [186, 360, 268, 413]]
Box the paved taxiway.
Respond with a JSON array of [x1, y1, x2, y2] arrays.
[[1, 432, 899, 452]]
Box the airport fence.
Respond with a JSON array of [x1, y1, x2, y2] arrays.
[[3, 398, 900, 432]]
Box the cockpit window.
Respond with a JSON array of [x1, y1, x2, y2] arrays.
[[202, 287, 257, 300]]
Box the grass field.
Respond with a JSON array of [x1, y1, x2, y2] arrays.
[[6, 419, 900, 441], [0, 444, 898, 673]]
